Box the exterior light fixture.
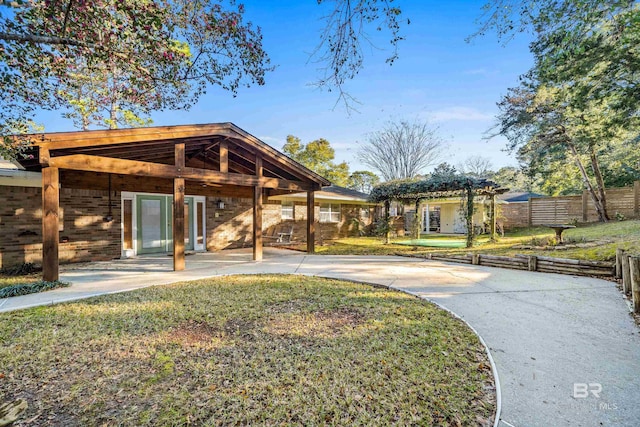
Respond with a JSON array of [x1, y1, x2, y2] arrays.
[[216, 199, 225, 210]]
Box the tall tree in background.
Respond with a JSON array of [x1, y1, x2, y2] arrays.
[[0, 0, 271, 157], [482, 0, 639, 222], [358, 120, 443, 181], [458, 155, 493, 178], [430, 162, 459, 180], [283, 135, 350, 186], [347, 170, 380, 193]]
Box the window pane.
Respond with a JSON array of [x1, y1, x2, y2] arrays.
[[281, 202, 294, 220], [197, 202, 204, 245]]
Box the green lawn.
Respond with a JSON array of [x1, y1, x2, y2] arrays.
[[0, 275, 495, 426], [316, 220, 640, 261]]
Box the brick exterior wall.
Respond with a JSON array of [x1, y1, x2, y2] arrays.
[[1, 184, 377, 267], [0, 186, 121, 269]]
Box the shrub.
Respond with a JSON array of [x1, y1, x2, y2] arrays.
[[0, 280, 69, 298], [0, 263, 39, 276]]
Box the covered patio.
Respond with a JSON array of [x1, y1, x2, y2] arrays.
[[16, 123, 330, 281]]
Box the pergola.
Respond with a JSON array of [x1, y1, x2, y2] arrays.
[[16, 123, 331, 281], [369, 176, 509, 245]]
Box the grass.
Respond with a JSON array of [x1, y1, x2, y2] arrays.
[[0, 275, 495, 426], [316, 219, 640, 261]]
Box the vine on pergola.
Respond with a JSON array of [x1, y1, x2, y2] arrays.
[[369, 176, 508, 247]]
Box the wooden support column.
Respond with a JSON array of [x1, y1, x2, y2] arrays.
[[489, 194, 497, 241], [42, 167, 59, 282], [253, 155, 263, 261], [630, 256, 640, 314], [219, 140, 228, 173], [582, 189, 589, 222], [173, 143, 185, 271], [253, 186, 263, 261], [307, 191, 315, 253]]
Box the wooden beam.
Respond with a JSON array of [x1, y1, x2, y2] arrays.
[[256, 155, 263, 177], [173, 177, 185, 271], [175, 142, 185, 169], [489, 194, 497, 241], [42, 167, 59, 281], [48, 154, 314, 191], [307, 191, 315, 254], [39, 147, 50, 166], [219, 140, 228, 173], [253, 186, 263, 261]]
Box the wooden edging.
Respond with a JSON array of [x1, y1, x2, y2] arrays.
[[399, 252, 615, 277], [399, 249, 640, 315]]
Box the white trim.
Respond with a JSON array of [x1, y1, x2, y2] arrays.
[[120, 191, 207, 257], [0, 169, 41, 187]]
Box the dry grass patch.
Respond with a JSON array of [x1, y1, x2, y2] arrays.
[[0, 275, 495, 426]]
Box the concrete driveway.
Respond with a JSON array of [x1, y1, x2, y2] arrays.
[[1, 248, 639, 426]]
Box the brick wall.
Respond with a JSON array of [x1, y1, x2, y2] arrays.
[[205, 196, 376, 249], [0, 186, 121, 269]]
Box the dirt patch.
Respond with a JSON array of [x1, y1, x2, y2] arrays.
[[166, 320, 220, 346], [266, 308, 364, 339]]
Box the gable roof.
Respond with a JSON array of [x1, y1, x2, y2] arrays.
[[13, 123, 331, 187], [270, 185, 375, 204], [498, 191, 545, 203]]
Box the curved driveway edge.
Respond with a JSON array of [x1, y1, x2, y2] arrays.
[[2, 248, 639, 426]]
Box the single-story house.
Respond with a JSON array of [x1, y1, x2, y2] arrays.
[[0, 123, 374, 280]]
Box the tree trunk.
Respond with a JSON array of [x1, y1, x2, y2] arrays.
[[588, 145, 609, 221], [568, 142, 608, 222], [413, 199, 422, 239]]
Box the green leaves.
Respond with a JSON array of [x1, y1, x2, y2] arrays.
[[283, 135, 351, 186]]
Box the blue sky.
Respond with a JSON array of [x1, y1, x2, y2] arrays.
[[35, 0, 534, 175]]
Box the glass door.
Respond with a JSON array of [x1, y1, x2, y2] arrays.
[[136, 195, 168, 254]]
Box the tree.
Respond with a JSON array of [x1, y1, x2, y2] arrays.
[[482, 0, 640, 222], [358, 120, 443, 181], [312, 0, 406, 109], [491, 166, 541, 193], [458, 155, 493, 178], [283, 135, 350, 186], [430, 162, 458, 180], [347, 170, 380, 193], [1, 0, 271, 156]]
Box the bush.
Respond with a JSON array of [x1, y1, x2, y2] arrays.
[[0, 280, 69, 298], [0, 262, 40, 276]]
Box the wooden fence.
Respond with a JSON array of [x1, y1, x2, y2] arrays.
[[411, 252, 615, 277], [501, 181, 640, 228]]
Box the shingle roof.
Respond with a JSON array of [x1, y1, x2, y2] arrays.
[[498, 192, 545, 202]]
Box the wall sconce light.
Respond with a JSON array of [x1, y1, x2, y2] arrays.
[[216, 199, 225, 210]]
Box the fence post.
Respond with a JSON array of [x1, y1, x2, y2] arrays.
[[616, 248, 625, 279], [630, 256, 640, 314], [528, 255, 538, 272], [472, 253, 480, 265], [528, 198, 533, 226], [622, 254, 632, 295], [582, 190, 589, 222], [634, 180, 640, 218]]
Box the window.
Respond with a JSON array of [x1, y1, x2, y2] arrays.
[[281, 201, 294, 220], [360, 207, 370, 219], [320, 203, 341, 223]]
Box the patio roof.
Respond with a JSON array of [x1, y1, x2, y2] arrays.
[[14, 123, 329, 281]]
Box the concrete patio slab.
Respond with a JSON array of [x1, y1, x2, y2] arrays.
[[1, 248, 639, 426]]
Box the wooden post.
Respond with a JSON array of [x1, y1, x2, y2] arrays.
[[173, 143, 185, 271], [616, 248, 625, 279], [489, 194, 497, 241], [42, 167, 60, 282], [582, 190, 589, 222], [471, 254, 480, 265], [634, 180, 640, 218], [622, 254, 631, 295], [528, 198, 533, 226], [384, 200, 391, 244], [219, 140, 228, 173], [253, 186, 263, 261], [528, 255, 538, 272], [307, 191, 315, 254], [173, 178, 185, 271], [253, 156, 263, 261], [630, 256, 640, 314]]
